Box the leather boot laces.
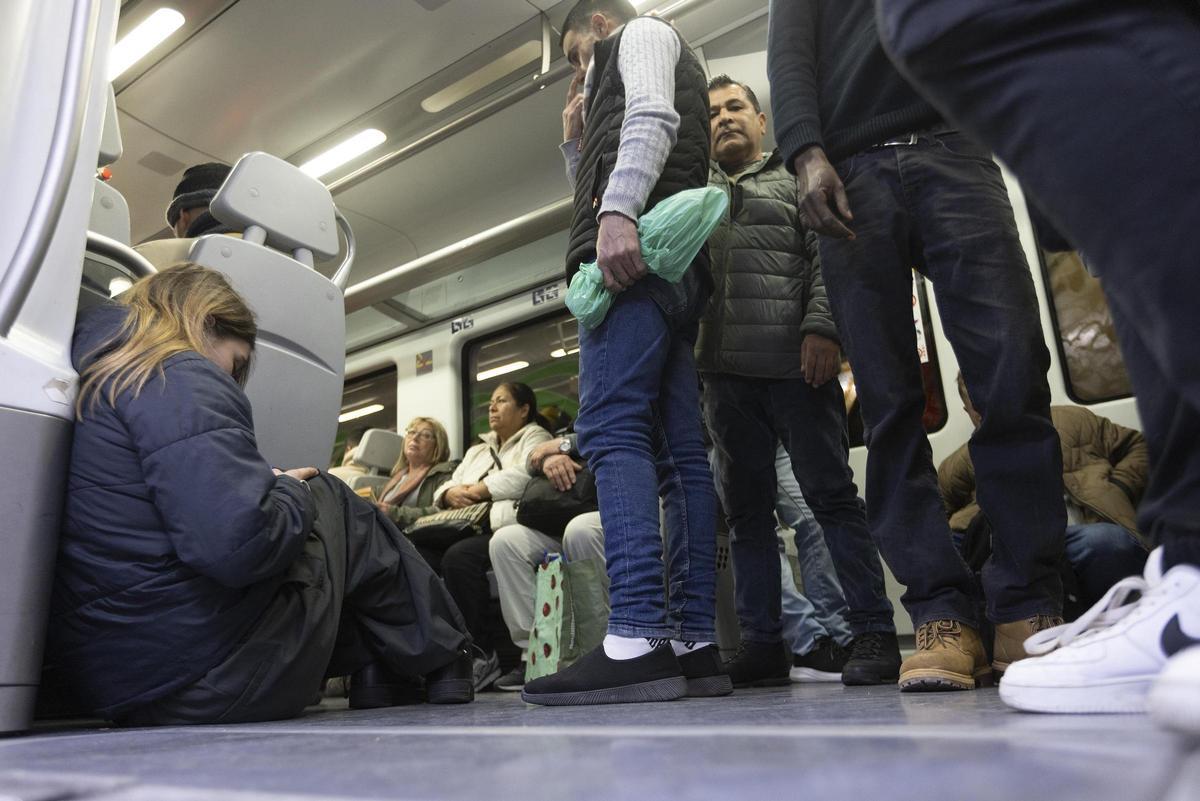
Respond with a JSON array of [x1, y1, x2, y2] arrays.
[[916, 620, 963, 651]]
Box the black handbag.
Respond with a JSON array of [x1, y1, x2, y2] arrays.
[[516, 468, 599, 539]]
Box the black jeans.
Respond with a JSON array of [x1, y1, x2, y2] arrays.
[[122, 476, 470, 725], [819, 132, 1065, 628], [702, 374, 895, 641], [875, 0, 1200, 570]]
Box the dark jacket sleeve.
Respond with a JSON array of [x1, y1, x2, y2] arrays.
[[798, 230, 839, 342], [1100, 416, 1149, 506], [122, 356, 314, 588], [767, 0, 823, 172]]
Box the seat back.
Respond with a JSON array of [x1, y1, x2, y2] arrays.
[[188, 152, 346, 470], [0, 0, 120, 733], [345, 429, 403, 495]]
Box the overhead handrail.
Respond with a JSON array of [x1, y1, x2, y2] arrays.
[[0, 0, 101, 337], [330, 209, 357, 292], [85, 231, 158, 279]]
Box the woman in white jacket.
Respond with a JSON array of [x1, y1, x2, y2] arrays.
[[432, 383, 553, 690]]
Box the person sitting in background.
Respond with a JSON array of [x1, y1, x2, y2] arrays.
[[540, 404, 574, 435], [431, 383, 553, 691], [940, 375, 1149, 620], [376, 417, 456, 528], [327, 427, 369, 483], [135, 162, 242, 269], [489, 433, 606, 692], [45, 264, 473, 725]]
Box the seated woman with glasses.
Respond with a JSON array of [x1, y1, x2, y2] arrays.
[[377, 418, 457, 528]]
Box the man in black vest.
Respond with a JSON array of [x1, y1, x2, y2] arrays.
[[698, 75, 901, 687], [521, 0, 729, 706], [767, 0, 1067, 692]]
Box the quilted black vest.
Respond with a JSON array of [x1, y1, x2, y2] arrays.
[[564, 17, 712, 280]]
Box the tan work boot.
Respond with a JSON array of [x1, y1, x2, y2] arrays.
[[899, 620, 991, 692], [993, 614, 1064, 675]]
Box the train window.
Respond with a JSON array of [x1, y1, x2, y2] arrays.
[[1040, 249, 1133, 403], [841, 272, 948, 447], [332, 366, 399, 468], [463, 311, 580, 446]]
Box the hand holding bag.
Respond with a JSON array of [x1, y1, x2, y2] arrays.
[[516, 467, 598, 539], [404, 448, 501, 550]]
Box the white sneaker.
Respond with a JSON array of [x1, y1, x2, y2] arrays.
[[999, 548, 1200, 714], [1150, 646, 1200, 734]]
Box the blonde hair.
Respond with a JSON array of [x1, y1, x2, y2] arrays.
[[77, 263, 257, 415], [392, 416, 451, 474]]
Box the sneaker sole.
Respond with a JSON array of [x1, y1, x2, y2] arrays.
[[427, 678, 474, 705], [521, 676, 687, 706], [1000, 675, 1153, 714], [791, 667, 844, 684], [475, 666, 503, 693], [899, 666, 993, 692], [686, 674, 734, 697], [1149, 675, 1200, 734], [494, 681, 525, 692], [841, 667, 899, 686]]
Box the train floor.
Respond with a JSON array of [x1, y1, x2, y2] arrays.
[[2, 684, 1198, 801]]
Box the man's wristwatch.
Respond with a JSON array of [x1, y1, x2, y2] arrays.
[[558, 438, 573, 455]]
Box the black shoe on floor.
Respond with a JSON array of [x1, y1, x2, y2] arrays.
[[842, 631, 902, 686], [790, 636, 849, 683], [677, 645, 734, 697], [723, 640, 791, 688], [494, 665, 526, 692], [521, 644, 686, 706], [349, 663, 425, 709], [426, 648, 475, 704]]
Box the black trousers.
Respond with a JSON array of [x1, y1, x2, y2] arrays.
[[121, 476, 470, 725], [875, 0, 1200, 569]]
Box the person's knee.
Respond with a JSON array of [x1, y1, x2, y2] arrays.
[[562, 514, 605, 562]]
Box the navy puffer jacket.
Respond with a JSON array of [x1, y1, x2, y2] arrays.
[[47, 303, 314, 718]]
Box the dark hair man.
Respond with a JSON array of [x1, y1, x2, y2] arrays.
[[767, 0, 1066, 692], [521, 0, 728, 705], [871, 0, 1200, 728], [698, 75, 900, 688]]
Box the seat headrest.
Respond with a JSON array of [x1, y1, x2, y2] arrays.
[[210, 152, 340, 259], [353, 429, 404, 473]]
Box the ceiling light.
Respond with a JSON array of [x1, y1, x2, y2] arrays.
[[476, 361, 529, 381], [300, 129, 387, 179], [107, 276, 133, 297], [108, 8, 185, 81], [550, 347, 580, 359], [338, 403, 385, 423], [422, 41, 542, 114]]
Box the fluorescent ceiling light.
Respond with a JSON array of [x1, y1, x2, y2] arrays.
[[107, 276, 133, 297], [632, 0, 659, 8], [108, 8, 185, 81], [300, 129, 387, 179], [550, 347, 580, 359], [338, 403, 385, 423], [422, 41, 542, 114], [476, 361, 529, 381]]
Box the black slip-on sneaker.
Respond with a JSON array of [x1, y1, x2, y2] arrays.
[[521, 644, 686, 706], [677, 645, 734, 697]]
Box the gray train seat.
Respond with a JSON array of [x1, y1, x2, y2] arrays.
[[340, 429, 404, 496], [187, 151, 347, 470]]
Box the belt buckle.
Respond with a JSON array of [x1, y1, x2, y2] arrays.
[[880, 132, 918, 147]]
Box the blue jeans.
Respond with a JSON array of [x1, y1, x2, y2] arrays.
[[818, 133, 1065, 628], [703, 374, 895, 642], [1064, 523, 1148, 610], [775, 447, 853, 652], [575, 276, 717, 641], [874, 0, 1200, 571]]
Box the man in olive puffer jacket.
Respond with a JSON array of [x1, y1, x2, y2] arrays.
[[698, 75, 899, 688]]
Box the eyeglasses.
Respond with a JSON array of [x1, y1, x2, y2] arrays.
[[405, 429, 436, 442]]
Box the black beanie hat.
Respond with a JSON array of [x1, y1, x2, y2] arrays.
[[165, 162, 231, 228]]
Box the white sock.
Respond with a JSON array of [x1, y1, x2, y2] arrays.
[[603, 634, 661, 660], [672, 640, 716, 656]]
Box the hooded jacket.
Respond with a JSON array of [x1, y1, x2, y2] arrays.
[[47, 304, 313, 718]]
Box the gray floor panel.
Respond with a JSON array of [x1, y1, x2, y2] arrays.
[[2, 686, 1195, 801]]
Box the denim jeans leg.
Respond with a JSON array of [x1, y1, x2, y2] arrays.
[[1063, 523, 1149, 609], [819, 149, 979, 629], [902, 136, 1066, 622], [773, 443, 853, 646], [779, 542, 827, 656], [771, 378, 898, 635], [576, 287, 678, 640], [702, 375, 784, 643]]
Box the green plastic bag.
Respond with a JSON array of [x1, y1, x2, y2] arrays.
[[566, 186, 730, 330]]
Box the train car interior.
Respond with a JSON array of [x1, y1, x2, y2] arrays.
[[0, 0, 1196, 799]]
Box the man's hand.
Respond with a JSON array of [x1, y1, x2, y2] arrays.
[[563, 74, 585, 142], [596, 212, 647, 293], [273, 467, 318, 481], [794, 146, 854, 240], [800, 334, 841, 387], [542, 454, 584, 492], [530, 438, 568, 473]]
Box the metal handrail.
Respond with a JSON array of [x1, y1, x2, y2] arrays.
[[0, 0, 101, 337], [329, 210, 357, 291], [85, 231, 158, 279]]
